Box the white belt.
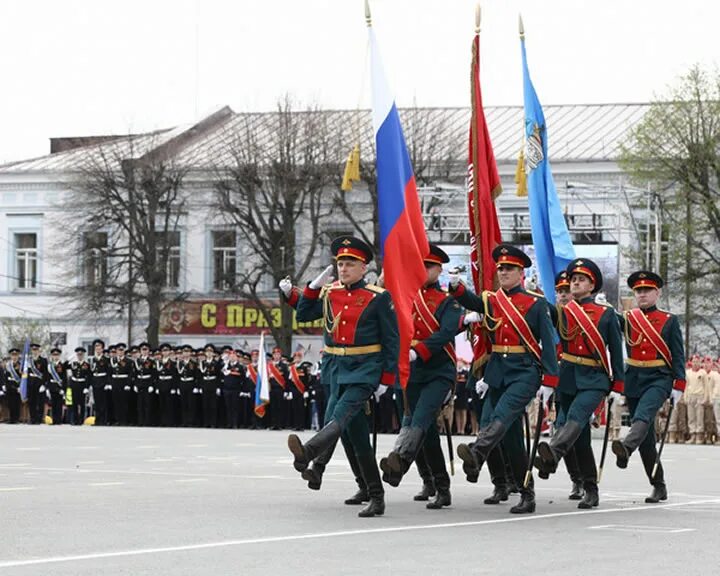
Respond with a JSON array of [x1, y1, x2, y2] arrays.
[[159, 375, 173, 380], [180, 377, 194, 382], [71, 378, 86, 382], [137, 374, 152, 380], [94, 372, 107, 377], [113, 374, 129, 379]]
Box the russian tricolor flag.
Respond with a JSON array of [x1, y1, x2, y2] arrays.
[[369, 27, 429, 388], [254, 332, 270, 417]]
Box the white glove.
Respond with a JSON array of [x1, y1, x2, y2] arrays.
[[170, 389, 175, 395], [192, 387, 199, 394], [216, 388, 221, 396], [287, 392, 293, 400], [283, 391, 289, 400], [374, 384, 388, 402], [536, 385, 554, 408], [104, 384, 112, 391], [309, 265, 335, 289], [133, 386, 138, 393], [279, 277, 292, 296], [303, 391, 309, 399], [463, 311, 482, 325], [448, 271, 461, 288], [176, 389, 181, 396], [475, 379, 489, 399], [39, 385, 46, 393], [609, 391, 622, 403], [148, 386, 154, 394], [83, 388, 89, 394], [409, 349, 418, 362], [671, 388, 683, 406], [0, 390, 4, 397], [124, 385, 131, 391]]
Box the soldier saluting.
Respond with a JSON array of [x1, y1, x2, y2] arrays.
[[288, 236, 399, 518], [612, 271, 686, 503], [450, 244, 558, 514], [534, 258, 624, 509]]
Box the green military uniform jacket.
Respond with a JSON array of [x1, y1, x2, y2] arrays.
[[296, 279, 399, 387]]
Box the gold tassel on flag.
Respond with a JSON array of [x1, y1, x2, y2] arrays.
[[341, 143, 361, 191], [515, 147, 528, 197]]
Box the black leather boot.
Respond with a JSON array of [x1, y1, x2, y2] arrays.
[[344, 485, 370, 505], [357, 451, 385, 518], [510, 485, 536, 514], [288, 420, 341, 473], [645, 484, 668, 503], [612, 420, 649, 469], [413, 482, 436, 501], [301, 436, 340, 490], [535, 420, 582, 478], [568, 481, 584, 501], [381, 427, 424, 487], [578, 481, 599, 509], [457, 420, 506, 483], [426, 488, 451, 509], [414, 449, 436, 500], [483, 484, 510, 505]]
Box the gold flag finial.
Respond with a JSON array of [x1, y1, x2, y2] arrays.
[[365, 0, 372, 27], [475, 3, 481, 34], [518, 13, 525, 38]]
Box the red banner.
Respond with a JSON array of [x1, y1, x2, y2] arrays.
[[159, 300, 323, 336], [467, 32, 502, 372]]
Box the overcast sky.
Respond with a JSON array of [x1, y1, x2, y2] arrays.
[[0, 0, 716, 163]]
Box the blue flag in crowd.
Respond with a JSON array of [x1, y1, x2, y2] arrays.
[[520, 35, 575, 304], [19, 337, 30, 401]]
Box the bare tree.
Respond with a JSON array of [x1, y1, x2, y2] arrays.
[[332, 107, 464, 272], [58, 135, 190, 347], [620, 65, 720, 351], [213, 98, 337, 352]]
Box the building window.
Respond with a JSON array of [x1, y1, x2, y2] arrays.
[[83, 232, 108, 287], [156, 231, 181, 289], [212, 230, 237, 291], [15, 233, 37, 290]]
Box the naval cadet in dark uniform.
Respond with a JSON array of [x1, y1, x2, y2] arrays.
[[135, 343, 156, 427], [3, 348, 22, 423], [288, 236, 399, 518], [379, 244, 463, 510], [67, 347, 92, 425], [534, 258, 624, 509], [90, 339, 111, 426], [156, 343, 177, 427], [612, 271, 686, 503], [450, 244, 559, 514], [27, 343, 48, 424], [47, 348, 66, 425], [110, 343, 133, 425]]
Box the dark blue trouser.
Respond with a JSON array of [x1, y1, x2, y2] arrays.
[[626, 387, 667, 486], [557, 389, 606, 487]]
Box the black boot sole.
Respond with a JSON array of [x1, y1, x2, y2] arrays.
[[483, 490, 509, 505], [301, 468, 321, 490], [413, 490, 436, 502], [611, 440, 629, 469], [568, 492, 584, 501], [578, 498, 599, 509], [287, 434, 308, 472], [510, 501, 536, 514], [457, 444, 479, 483], [358, 500, 385, 517], [535, 443, 558, 477], [379, 457, 402, 487], [426, 494, 451, 509]]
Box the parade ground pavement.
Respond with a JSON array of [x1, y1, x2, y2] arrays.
[[1, 425, 719, 576]]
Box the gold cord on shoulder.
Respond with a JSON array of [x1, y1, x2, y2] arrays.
[[481, 291, 502, 332]]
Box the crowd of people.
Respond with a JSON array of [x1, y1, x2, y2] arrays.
[[0, 342, 327, 430]]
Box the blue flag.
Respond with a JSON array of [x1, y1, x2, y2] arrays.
[[19, 337, 30, 401], [520, 36, 575, 304]]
